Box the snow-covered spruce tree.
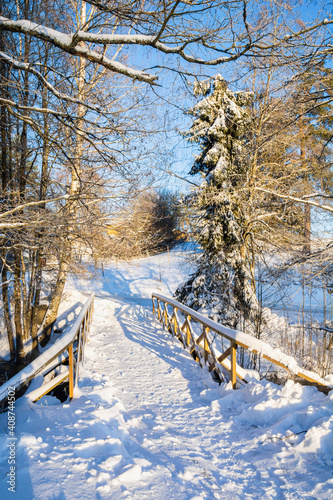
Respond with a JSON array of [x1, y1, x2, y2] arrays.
[[175, 76, 259, 330]]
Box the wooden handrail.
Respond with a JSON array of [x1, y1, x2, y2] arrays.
[[0, 293, 94, 408], [152, 293, 332, 392]]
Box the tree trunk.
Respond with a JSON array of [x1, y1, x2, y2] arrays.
[[303, 203, 311, 253], [38, 248, 69, 345], [29, 48, 51, 353], [1, 256, 15, 361], [30, 250, 44, 352], [13, 249, 25, 363]]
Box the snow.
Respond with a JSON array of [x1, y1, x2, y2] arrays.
[[0, 246, 332, 499]]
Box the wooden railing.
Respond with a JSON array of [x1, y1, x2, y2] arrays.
[[152, 293, 332, 393], [0, 293, 94, 409]]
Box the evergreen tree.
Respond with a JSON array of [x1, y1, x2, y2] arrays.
[[175, 76, 258, 329]]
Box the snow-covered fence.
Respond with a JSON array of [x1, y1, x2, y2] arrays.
[[152, 293, 332, 393], [0, 293, 94, 409]]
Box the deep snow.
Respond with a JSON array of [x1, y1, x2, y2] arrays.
[[0, 248, 332, 499]]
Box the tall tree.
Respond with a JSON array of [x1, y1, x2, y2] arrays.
[[175, 76, 259, 330]]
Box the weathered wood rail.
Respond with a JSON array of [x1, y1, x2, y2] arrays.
[[0, 293, 94, 409], [152, 293, 332, 393]]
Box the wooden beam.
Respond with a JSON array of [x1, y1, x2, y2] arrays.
[[164, 303, 169, 329], [231, 341, 237, 389], [196, 331, 205, 345], [218, 346, 232, 364], [30, 370, 69, 402], [69, 344, 74, 399]]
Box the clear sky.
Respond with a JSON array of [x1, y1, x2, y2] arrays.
[[141, 0, 333, 196]]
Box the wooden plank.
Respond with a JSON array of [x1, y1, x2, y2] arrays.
[[170, 309, 179, 337], [164, 304, 168, 328], [86, 309, 90, 342], [82, 319, 87, 364], [196, 331, 205, 346], [170, 310, 175, 336], [75, 329, 82, 387], [231, 341, 237, 389], [204, 329, 210, 364], [29, 370, 69, 402], [69, 344, 74, 399], [186, 316, 191, 346], [218, 346, 232, 364], [174, 309, 181, 338], [176, 316, 187, 346]]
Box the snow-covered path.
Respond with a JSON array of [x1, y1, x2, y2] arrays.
[[0, 250, 332, 499], [82, 296, 333, 500]]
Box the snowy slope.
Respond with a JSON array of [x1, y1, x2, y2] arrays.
[[0, 247, 332, 499]]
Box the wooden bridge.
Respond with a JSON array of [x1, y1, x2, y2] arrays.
[[0, 291, 331, 410], [152, 293, 332, 394]]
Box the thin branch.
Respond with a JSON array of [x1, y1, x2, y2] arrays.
[[0, 51, 104, 114], [0, 195, 69, 219], [260, 431, 306, 444], [254, 187, 333, 214]]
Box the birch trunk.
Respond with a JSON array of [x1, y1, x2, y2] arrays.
[[38, 2, 87, 340]]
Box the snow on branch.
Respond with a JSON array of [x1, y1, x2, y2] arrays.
[[75, 31, 235, 65], [252, 17, 333, 51], [0, 15, 250, 77], [0, 17, 157, 84]]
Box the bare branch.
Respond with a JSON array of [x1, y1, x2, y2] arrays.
[[254, 187, 333, 214], [0, 196, 70, 219], [0, 51, 104, 114]]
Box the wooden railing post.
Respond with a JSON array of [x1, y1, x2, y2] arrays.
[[204, 326, 209, 364], [164, 303, 168, 328], [86, 309, 90, 342], [82, 317, 87, 364], [186, 315, 190, 346], [231, 341, 237, 389], [69, 344, 74, 399], [173, 307, 178, 336]]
